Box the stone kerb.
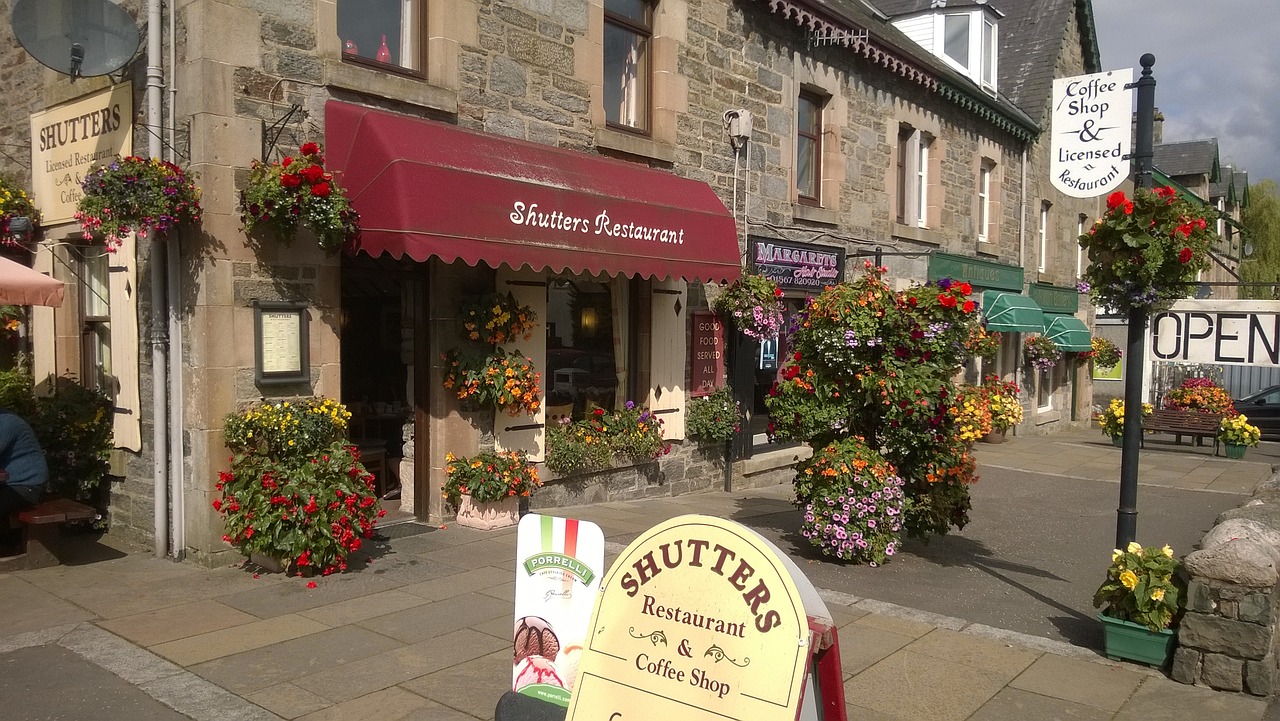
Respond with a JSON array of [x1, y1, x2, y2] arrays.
[[1172, 468, 1280, 696]]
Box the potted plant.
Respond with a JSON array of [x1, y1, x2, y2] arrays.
[[1079, 187, 1213, 313], [606, 401, 670, 463], [794, 437, 905, 566], [443, 450, 541, 530], [948, 384, 992, 445], [686, 385, 740, 445], [1091, 336, 1122, 371], [1098, 399, 1153, 446], [545, 413, 615, 476], [1023, 335, 1061, 372], [712, 272, 785, 342], [239, 142, 360, 252], [459, 292, 538, 345], [0, 175, 41, 246], [1093, 542, 1185, 667], [213, 397, 385, 575], [967, 327, 1002, 361], [76, 155, 202, 251], [1163, 377, 1235, 415], [982, 375, 1022, 442], [1218, 414, 1261, 459], [441, 347, 542, 417]]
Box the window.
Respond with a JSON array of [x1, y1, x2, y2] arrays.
[[943, 14, 970, 68], [546, 273, 635, 420], [981, 19, 996, 89], [1036, 363, 1054, 411], [81, 248, 111, 394], [604, 0, 652, 133], [896, 126, 931, 227], [338, 0, 423, 73], [1077, 213, 1088, 278], [977, 161, 992, 243], [1038, 201, 1051, 273], [797, 92, 822, 203]]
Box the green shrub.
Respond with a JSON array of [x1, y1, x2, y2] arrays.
[[31, 377, 113, 502], [686, 386, 740, 444]]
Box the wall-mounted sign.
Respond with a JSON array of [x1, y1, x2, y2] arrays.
[[690, 312, 725, 397], [1050, 69, 1133, 198], [751, 238, 844, 292], [564, 515, 811, 721], [1150, 299, 1280, 367], [1028, 282, 1079, 315], [29, 83, 133, 225], [928, 252, 1024, 292], [513, 515, 605, 707], [254, 301, 310, 385]]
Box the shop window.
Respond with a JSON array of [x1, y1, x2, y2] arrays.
[[796, 91, 823, 204], [896, 125, 931, 228], [80, 248, 111, 395], [338, 0, 423, 74], [546, 273, 629, 420], [604, 0, 652, 133]]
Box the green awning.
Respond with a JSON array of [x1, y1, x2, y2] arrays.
[[981, 290, 1044, 333], [1044, 314, 1092, 352]]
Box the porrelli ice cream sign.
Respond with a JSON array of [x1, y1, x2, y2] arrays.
[[1050, 69, 1132, 198]]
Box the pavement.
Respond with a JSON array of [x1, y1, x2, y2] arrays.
[[2, 427, 1279, 721]]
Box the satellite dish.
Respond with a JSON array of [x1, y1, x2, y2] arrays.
[[12, 0, 140, 78]]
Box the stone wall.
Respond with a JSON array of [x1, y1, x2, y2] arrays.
[[1171, 471, 1280, 696]]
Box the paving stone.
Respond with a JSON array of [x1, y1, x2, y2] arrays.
[[216, 573, 412, 619], [478, 580, 516, 603], [295, 685, 433, 721], [1008, 654, 1146, 712], [297, 590, 430, 627], [845, 650, 1007, 721], [398, 566, 514, 602], [837, 623, 915, 678], [152, 614, 329, 667], [246, 682, 332, 720], [396, 701, 488, 720], [842, 702, 905, 721], [400, 649, 511, 717], [0, 575, 97, 636], [359, 592, 511, 644], [966, 688, 1111, 720], [188, 625, 402, 694], [1111, 675, 1267, 721], [850, 608, 943, 638], [473, 614, 515, 643], [905, 629, 1040, 678], [99, 599, 260, 647], [0, 645, 190, 721]]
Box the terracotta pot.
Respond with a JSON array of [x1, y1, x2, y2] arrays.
[[456, 493, 519, 530]]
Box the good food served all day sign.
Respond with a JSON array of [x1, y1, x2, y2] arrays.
[[565, 515, 809, 721]]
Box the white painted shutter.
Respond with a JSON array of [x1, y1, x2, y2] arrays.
[[109, 234, 142, 451], [31, 245, 57, 389], [648, 278, 686, 440], [495, 266, 547, 461]]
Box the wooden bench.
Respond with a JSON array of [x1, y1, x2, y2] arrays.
[[1143, 409, 1226, 453], [1, 497, 97, 570]]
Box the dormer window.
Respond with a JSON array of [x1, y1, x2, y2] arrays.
[[898, 9, 997, 93], [944, 14, 970, 69], [982, 18, 995, 88]]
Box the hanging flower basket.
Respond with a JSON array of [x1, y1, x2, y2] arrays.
[[459, 292, 538, 345], [76, 156, 202, 251], [713, 272, 785, 342], [0, 176, 41, 246], [441, 347, 542, 416], [239, 142, 360, 252], [1023, 335, 1060, 372], [1078, 187, 1213, 313], [1090, 336, 1121, 369]]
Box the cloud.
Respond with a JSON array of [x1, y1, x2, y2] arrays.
[[1092, 0, 1280, 183]]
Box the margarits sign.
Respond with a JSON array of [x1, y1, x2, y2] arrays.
[[1050, 70, 1132, 198], [30, 84, 133, 225]]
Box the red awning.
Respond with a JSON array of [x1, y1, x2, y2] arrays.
[[325, 101, 742, 283]]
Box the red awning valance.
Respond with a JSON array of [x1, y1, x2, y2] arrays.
[[325, 101, 742, 283]]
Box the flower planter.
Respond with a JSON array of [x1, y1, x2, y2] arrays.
[[1111, 436, 1123, 447], [1098, 613, 1176, 667], [981, 429, 1006, 444], [456, 493, 519, 530], [1224, 443, 1247, 459], [249, 552, 286, 574]]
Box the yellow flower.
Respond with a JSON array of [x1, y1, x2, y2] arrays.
[[1126, 541, 1142, 555], [1150, 587, 1166, 602], [1119, 570, 1138, 590], [1161, 545, 1173, 558], [1111, 548, 1122, 563]]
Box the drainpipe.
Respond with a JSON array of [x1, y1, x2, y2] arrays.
[[1017, 146, 1028, 428], [146, 0, 170, 558], [166, 0, 185, 559]]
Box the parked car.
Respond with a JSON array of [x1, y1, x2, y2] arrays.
[[1234, 385, 1280, 440]]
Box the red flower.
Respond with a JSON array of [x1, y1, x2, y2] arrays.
[[282, 156, 293, 168], [962, 300, 975, 313], [938, 294, 957, 308], [957, 282, 972, 295], [773, 287, 783, 298], [306, 581, 318, 589], [1178, 247, 1193, 263], [299, 164, 325, 183], [1107, 191, 1128, 210], [310, 182, 331, 198], [212, 499, 222, 511], [1123, 200, 1134, 215], [300, 142, 320, 156], [281, 173, 301, 188], [907, 296, 918, 307]]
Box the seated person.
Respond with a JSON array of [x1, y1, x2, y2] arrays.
[[0, 410, 49, 520]]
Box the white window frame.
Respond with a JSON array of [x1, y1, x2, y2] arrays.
[[942, 13, 970, 69], [1077, 213, 1087, 278], [1037, 363, 1054, 412], [981, 18, 997, 91], [897, 125, 931, 228], [977, 161, 992, 243], [1038, 201, 1050, 273]]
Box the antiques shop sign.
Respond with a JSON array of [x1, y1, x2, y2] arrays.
[[1050, 69, 1132, 198], [565, 515, 808, 721], [1150, 299, 1280, 366], [751, 238, 844, 291], [30, 83, 133, 225]]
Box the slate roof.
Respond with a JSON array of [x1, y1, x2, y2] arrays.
[[1211, 166, 1250, 207], [994, 0, 1101, 125], [1153, 139, 1220, 182]]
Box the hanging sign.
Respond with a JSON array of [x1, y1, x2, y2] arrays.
[[513, 514, 606, 707], [564, 515, 813, 721], [29, 83, 133, 225], [1050, 69, 1132, 198], [751, 238, 844, 291], [690, 312, 726, 397]]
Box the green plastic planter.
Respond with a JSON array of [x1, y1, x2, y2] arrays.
[[1098, 613, 1176, 667], [1224, 443, 1247, 460], [1111, 436, 1123, 448]]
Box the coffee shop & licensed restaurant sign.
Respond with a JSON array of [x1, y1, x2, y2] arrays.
[[565, 515, 847, 721], [29, 83, 133, 225]]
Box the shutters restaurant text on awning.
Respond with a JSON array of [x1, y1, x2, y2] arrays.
[[509, 202, 686, 245]]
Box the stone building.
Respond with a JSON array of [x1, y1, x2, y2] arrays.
[[0, 0, 1103, 561]]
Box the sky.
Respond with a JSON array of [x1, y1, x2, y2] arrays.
[[1091, 1, 1279, 186]]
